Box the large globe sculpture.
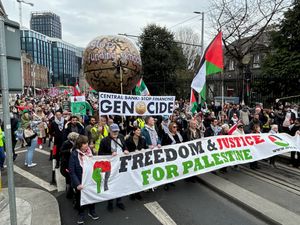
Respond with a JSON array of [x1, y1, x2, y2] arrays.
[[83, 35, 142, 93]]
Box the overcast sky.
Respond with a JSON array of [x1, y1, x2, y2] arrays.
[[2, 0, 211, 48]]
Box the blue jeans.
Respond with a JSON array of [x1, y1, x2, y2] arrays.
[[26, 137, 37, 165], [0, 147, 5, 168]]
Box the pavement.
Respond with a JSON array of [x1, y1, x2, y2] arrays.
[[198, 172, 300, 225], [0, 188, 60, 225]]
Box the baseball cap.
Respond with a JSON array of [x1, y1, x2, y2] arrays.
[[110, 123, 120, 132], [162, 115, 169, 121]]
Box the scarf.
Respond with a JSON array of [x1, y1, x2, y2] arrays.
[[111, 137, 123, 154], [77, 147, 93, 168], [211, 124, 221, 136], [167, 132, 183, 144], [145, 125, 159, 146], [55, 116, 65, 131], [189, 128, 200, 140]]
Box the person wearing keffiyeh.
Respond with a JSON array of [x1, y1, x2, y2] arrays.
[[50, 111, 66, 167], [69, 135, 99, 224]]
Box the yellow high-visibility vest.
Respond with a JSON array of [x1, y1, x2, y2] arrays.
[[91, 125, 109, 153], [136, 118, 145, 128], [0, 127, 4, 147]]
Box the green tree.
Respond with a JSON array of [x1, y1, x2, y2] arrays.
[[139, 24, 186, 96], [262, 0, 300, 99]]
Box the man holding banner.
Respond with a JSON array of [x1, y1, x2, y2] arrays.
[[99, 123, 129, 212]]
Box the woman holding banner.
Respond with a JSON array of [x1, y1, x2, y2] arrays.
[[69, 135, 99, 224], [99, 123, 129, 212], [126, 126, 146, 200], [162, 122, 183, 190]]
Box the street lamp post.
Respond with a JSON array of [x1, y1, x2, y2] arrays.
[[16, 0, 34, 27], [31, 63, 36, 97]]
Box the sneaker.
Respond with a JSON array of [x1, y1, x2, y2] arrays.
[[24, 162, 27, 166], [28, 163, 37, 168], [77, 214, 84, 224], [39, 145, 43, 149], [88, 212, 99, 220]]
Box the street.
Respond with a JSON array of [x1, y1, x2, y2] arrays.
[[1, 143, 300, 225]]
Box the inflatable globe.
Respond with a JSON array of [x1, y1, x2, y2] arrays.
[[83, 35, 142, 93]]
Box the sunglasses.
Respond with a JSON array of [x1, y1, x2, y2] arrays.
[[173, 126, 178, 128]]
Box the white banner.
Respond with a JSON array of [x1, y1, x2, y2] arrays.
[[99, 92, 175, 116], [81, 133, 300, 205], [70, 96, 85, 102]]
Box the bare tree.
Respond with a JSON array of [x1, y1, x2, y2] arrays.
[[175, 27, 201, 71], [209, 0, 291, 66], [208, 0, 291, 104]]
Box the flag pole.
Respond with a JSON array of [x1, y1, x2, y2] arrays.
[[199, 12, 204, 105], [221, 71, 224, 110]]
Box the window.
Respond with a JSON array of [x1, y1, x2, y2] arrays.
[[228, 59, 235, 71], [253, 54, 260, 68]]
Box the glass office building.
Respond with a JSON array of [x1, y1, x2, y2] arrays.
[[21, 29, 52, 71], [51, 38, 82, 85], [30, 12, 62, 39], [21, 28, 82, 85]]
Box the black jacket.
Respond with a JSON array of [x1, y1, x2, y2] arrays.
[[50, 120, 66, 148], [161, 133, 182, 146], [64, 122, 84, 140], [98, 134, 127, 155], [60, 140, 74, 177], [69, 150, 82, 189], [183, 128, 201, 142], [125, 135, 146, 152]]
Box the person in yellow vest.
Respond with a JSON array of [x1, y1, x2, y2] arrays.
[[0, 125, 5, 170], [91, 117, 109, 154], [134, 117, 145, 129]]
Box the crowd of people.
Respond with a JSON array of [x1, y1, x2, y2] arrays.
[[0, 94, 300, 224]]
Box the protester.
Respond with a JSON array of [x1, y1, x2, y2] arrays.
[[0, 122, 5, 170], [268, 124, 279, 167], [69, 135, 99, 224], [64, 115, 85, 139], [33, 107, 47, 149], [84, 116, 97, 143], [161, 122, 183, 190], [249, 124, 262, 170], [141, 116, 161, 149], [99, 123, 129, 211], [125, 126, 146, 200], [60, 132, 79, 199], [23, 123, 38, 167], [183, 119, 202, 142], [289, 118, 300, 168], [50, 110, 66, 168], [204, 118, 221, 137]]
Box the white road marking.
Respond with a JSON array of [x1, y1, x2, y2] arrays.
[[14, 165, 57, 192], [35, 148, 50, 156], [15, 149, 27, 154], [15, 148, 50, 156], [144, 201, 177, 225]]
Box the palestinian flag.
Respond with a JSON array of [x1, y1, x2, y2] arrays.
[[190, 89, 197, 114], [191, 31, 223, 102], [135, 78, 150, 96], [73, 83, 81, 96]]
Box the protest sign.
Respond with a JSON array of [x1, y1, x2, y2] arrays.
[[99, 92, 175, 116], [81, 133, 300, 205], [70, 96, 86, 116], [62, 100, 70, 111]]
